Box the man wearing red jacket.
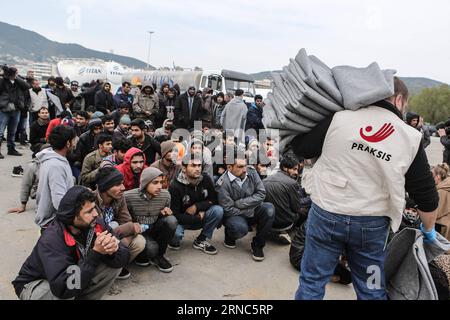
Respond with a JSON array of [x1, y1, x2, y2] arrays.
[[115, 147, 147, 191]]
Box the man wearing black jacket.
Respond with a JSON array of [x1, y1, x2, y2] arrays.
[[291, 77, 438, 300], [174, 86, 204, 130], [29, 107, 50, 156], [94, 82, 115, 114], [12, 186, 129, 300], [0, 66, 30, 158], [169, 153, 224, 254], [130, 119, 161, 165]]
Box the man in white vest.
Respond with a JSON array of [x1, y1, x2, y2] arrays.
[[291, 77, 439, 300]]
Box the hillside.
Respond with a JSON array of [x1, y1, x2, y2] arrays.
[[0, 21, 152, 69]]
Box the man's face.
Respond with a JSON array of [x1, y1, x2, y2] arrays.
[[116, 150, 126, 163], [146, 176, 163, 197], [410, 118, 419, 128], [228, 159, 247, 179], [76, 115, 87, 127], [131, 126, 144, 139], [130, 155, 145, 174], [119, 123, 130, 132], [99, 141, 113, 154], [188, 88, 196, 97], [168, 92, 175, 99], [38, 108, 49, 121], [68, 137, 78, 152], [73, 201, 99, 229], [226, 136, 235, 145], [144, 87, 152, 95], [32, 80, 40, 89], [48, 80, 56, 89], [191, 143, 203, 155], [123, 84, 131, 94], [106, 183, 125, 200], [104, 121, 115, 133], [163, 86, 169, 94], [256, 164, 268, 177], [217, 96, 224, 104], [71, 84, 79, 92], [104, 84, 111, 92], [163, 150, 174, 165], [93, 126, 103, 135], [184, 160, 202, 179], [287, 165, 300, 179], [393, 94, 409, 116], [225, 95, 231, 103], [120, 107, 130, 115], [255, 99, 264, 108]]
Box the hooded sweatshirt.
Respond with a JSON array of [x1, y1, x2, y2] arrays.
[[13, 186, 129, 299], [35, 148, 75, 228], [115, 147, 148, 191], [220, 96, 248, 143]]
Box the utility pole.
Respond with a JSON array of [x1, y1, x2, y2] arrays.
[[147, 31, 155, 69]]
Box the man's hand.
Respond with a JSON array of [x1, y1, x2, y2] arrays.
[[439, 129, 447, 138], [8, 204, 26, 214], [93, 231, 110, 255], [133, 222, 142, 234], [186, 205, 197, 215], [161, 207, 173, 216], [93, 231, 119, 255], [198, 211, 205, 220]]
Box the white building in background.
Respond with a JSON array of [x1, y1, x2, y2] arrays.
[[31, 62, 55, 81]]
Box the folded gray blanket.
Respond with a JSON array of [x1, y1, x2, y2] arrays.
[[264, 48, 396, 153]]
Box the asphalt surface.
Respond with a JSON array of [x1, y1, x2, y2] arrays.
[[0, 137, 443, 300]]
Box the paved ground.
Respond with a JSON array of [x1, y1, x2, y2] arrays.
[[0, 137, 444, 300]]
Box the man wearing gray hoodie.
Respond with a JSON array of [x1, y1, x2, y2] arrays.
[[35, 125, 77, 230], [220, 89, 248, 144]]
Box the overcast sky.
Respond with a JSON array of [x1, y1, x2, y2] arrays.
[[1, 0, 449, 83]]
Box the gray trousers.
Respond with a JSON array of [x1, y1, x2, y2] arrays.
[[19, 263, 121, 300]]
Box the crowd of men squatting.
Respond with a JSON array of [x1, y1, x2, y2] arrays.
[[2, 65, 450, 300]]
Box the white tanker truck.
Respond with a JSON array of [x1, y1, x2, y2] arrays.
[[122, 69, 256, 98]]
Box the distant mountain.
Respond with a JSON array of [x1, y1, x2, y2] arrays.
[[0, 21, 153, 69], [250, 71, 448, 96]]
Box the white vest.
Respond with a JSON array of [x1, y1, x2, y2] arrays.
[[29, 88, 49, 112], [310, 106, 422, 231]]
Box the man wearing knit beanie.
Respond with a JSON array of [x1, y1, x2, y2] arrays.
[[113, 115, 132, 143], [150, 140, 181, 188], [125, 167, 177, 273], [94, 167, 146, 280], [12, 186, 129, 300]]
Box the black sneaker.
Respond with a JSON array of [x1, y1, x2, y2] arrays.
[[0, 152, 4, 159], [251, 243, 265, 262], [193, 238, 218, 255], [150, 256, 173, 273], [7, 149, 22, 156], [168, 241, 181, 250], [12, 166, 24, 178], [117, 268, 131, 280], [223, 235, 237, 249], [134, 256, 151, 267]]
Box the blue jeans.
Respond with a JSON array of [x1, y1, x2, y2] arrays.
[[15, 112, 28, 142], [174, 205, 224, 242], [295, 203, 390, 300], [0, 110, 21, 150], [224, 202, 275, 248]]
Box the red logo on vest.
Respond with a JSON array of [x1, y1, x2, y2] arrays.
[[360, 123, 395, 143]]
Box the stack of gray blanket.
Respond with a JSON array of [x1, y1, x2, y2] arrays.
[[263, 48, 397, 152]]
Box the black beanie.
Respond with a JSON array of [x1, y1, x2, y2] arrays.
[[96, 168, 124, 193]]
